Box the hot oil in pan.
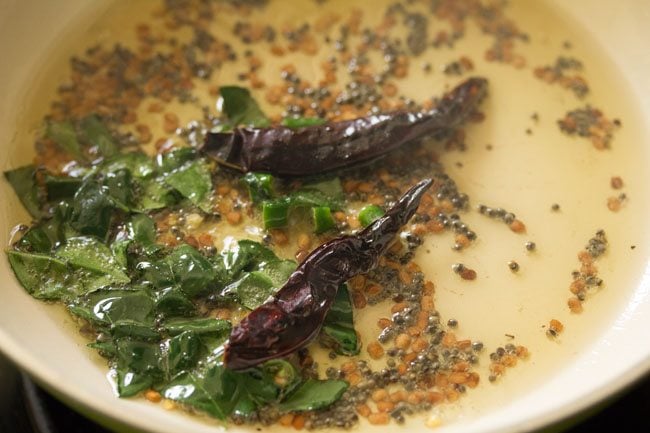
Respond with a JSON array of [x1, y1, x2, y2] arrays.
[[13, 0, 650, 428]]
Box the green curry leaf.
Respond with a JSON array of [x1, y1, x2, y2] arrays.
[[3, 165, 43, 218], [279, 379, 349, 412], [218, 86, 270, 128]]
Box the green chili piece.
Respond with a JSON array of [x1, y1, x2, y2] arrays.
[[280, 117, 327, 128], [312, 206, 335, 234], [262, 200, 290, 229], [358, 204, 385, 227]]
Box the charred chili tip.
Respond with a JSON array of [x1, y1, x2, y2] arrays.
[[224, 178, 433, 371], [202, 77, 488, 177]]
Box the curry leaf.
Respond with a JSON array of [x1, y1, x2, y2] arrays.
[[55, 236, 130, 285], [165, 159, 214, 213], [166, 331, 202, 374], [219, 242, 296, 309], [125, 214, 156, 246], [241, 172, 274, 204], [4, 165, 43, 218], [218, 86, 270, 127], [14, 203, 70, 253], [6, 251, 71, 300], [115, 339, 163, 397], [44, 173, 83, 202], [103, 169, 134, 210], [69, 288, 155, 326], [138, 177, 177, 211], [146, 244, 217, 298], [164, 318, 231, 337], [156, 147, 197, 173], [223, 271, 274, 310], [69, 181, 116, 240], [161, 363, 239, 420], [320, 285, 359, 356], [80, 115, 118, 158], [279, 379, 349, 412], [154, 287, 196, 317], [103, 152, 155, 179], [46, 120, 84, 160]]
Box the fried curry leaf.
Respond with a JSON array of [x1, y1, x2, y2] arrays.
[[161, 359, 299, 420], [46, 120, 84, 160], [218, 86, 270, 128], [145, 244, 217, 298], [16, 202, 72, 253], [103, 152, 156, 179], [6, 246, 126, 302], [241, 172, 274, 204], [103, 169, 135, 210], [278, 379, 349, 412], [44, 173, 83, 202], [80, 115, 118, 158], [68, 288, 155, 327], [164, 159, 214, 213], [320, 285, 359, 356], [6, 251, 71, 300], [126, 214, 157, 245], [164, 318, 231, 337], [161, 362, 238, 420], [55, 236, 130, 285], [4, 165, 43, 218], [166, 331, 202, 374], [219, 241, 296, 309], [138, 177, 177, 211], [69, 180, 116, 240], [115, 338, 163, 397], [224, 261, 295, 310], [153, 287, 197, 317]]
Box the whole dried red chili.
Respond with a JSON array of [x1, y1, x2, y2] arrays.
[[202, 77, 488, 176], [224, 178, 433, 370]]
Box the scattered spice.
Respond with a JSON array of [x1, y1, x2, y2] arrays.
[[558, 106, 620, 149], [487, 343, 529, 382], [534, 56, 589, 98], [546, 319, 564, 338], [606, 195, 626, 212], [610, 176, 624, 189], [566, 230, 608, 313]]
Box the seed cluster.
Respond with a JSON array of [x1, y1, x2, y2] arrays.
[[487, 343, 529, 382], [477, 204, 527, 234], [558, 106, 620, 150], [534, 56, 589, 98], [567, 230, 608, 313], [443, 56, 475, 76]]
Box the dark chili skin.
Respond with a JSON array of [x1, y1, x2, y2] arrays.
[[224, 178, 433, 370], [202, 77, 488, 176]]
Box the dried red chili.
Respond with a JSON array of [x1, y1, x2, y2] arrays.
[[202, 77, 488, 176], [224, 178, 433, 370]]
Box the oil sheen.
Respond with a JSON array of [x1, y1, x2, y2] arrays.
[[10, 0, 650, 430]]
